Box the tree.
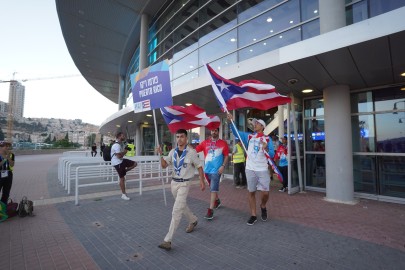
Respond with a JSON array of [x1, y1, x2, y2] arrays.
[[44, 134, 52, 144]]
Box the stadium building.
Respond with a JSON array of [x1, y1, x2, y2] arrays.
[[56, 0, 405, 203]]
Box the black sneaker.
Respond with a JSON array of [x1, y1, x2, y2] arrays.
[[247, 216, 257, 225], [261, 207, 267, 221], [279, 187, 286, 192]]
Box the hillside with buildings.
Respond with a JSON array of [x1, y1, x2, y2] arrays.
[[0, 116, 99, 146]]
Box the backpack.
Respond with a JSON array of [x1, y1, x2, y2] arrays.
[[18, 196, 34, 217], [102, 142, 117, 161]]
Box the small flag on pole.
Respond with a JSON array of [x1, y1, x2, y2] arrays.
[[160, 104, 220, 133]]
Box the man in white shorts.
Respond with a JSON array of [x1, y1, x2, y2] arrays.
[[227, 114, 275, 225]]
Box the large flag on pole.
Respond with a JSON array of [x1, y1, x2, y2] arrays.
[[161, 104, 220, 133], [205, 63, 291, 111]]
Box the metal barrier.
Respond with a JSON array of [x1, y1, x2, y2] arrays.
[[58, 156, 107, 190], [63, 151, 91, 157], [74, 158, 172, 205]]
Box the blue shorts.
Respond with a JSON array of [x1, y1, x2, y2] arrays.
[[205, 173, 220, 192], [245, 169, 270, 192]]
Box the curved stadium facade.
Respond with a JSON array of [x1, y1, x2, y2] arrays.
[[56, 0, 405, 203]]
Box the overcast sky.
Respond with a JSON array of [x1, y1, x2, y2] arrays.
[[0, 0, 118, 126]]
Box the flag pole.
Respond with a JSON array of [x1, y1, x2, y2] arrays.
[[153, 109, 167, 206], [226, 111, 248, 154]]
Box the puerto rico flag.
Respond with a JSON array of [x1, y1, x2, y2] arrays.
[[161, 104, 220, 133], [205, 64, 291, 111]]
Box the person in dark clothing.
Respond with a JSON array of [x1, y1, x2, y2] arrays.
[[0, 141, 14, 204], [91, 143, 97, 157]]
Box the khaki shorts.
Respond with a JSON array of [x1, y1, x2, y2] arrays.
[[246, 169, 270, 192]]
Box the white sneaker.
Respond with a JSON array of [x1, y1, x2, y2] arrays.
[[121, 194, 130, 200]]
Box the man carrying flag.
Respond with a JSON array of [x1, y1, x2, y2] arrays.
[[156, 129, 206, 251], [195, 127, 229, 220], [227, 114, 275, 225]]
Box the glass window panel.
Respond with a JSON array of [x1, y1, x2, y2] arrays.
[[353, 155, 377, 194], [291, 157, 304, 189], [173, 32, 199, 62], [375, 113, 405, 153], [172, 69, 199, 87], [301, 0, 319, 21], [301, 18, 319, 40], [173, 14, 199, 45], [237, 0, 284, 24], [351, 91, 374, 113], [351, 115, 375, 152], [155, 35, 174, 61], [239, 26, 301, 62], [379, 156, 405, 198], [199, 7, 237, 46], [177, 0, 200, 28], [198, 53, 238, 78], [172, 50, 198, 79], [153, 1, 186, 31], [305, 154, 325, 188], [304, 118, 325, 151], [369, 0, 405, 18], [199, 29, 237, 65], [238, 0, 300, 48], [304, 99, 324, 117], [142, 126, 155, 156], [346, 0, 368, 25], [374, 87, 405, 112], [289, 105, 304, 156]]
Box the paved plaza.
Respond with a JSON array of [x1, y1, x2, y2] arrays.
[[0, 153, 404, 269]]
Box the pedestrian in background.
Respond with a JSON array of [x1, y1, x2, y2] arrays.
[[275, 136, 288, 192], [0, 141, 14, 205], [156, 129, 205, 251], [91, 143, 97, 157], [100, 142, 105, 157], [232, 138, 246, 188]]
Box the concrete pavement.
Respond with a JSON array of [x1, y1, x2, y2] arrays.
[[1, 153, 404, 269]]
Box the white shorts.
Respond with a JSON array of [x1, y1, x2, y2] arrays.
[[246, 169, 270, 192]]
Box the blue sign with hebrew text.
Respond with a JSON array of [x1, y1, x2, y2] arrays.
[[131, 60, 172, 113]]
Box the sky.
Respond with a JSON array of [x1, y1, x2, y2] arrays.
[[0, 0, 117, 126]]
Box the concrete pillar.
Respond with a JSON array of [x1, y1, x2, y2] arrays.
[[139, 14, 149, 154], [319, 0, 346, 34], [135, 125, 141, 156], [118, 75, 125, 110], [324, 85, 355, 204], [139, 14, 149, 70], [278, 105, 284, 138]]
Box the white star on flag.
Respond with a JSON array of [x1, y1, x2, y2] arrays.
[[216, 81, 229, 92]]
